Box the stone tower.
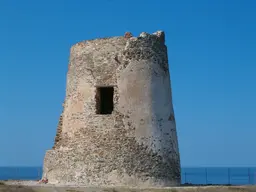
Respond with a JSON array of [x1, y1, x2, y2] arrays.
[[43, 31, 180, 187]]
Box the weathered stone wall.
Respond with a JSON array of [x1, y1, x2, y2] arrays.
[[43, 31, 180, 187]]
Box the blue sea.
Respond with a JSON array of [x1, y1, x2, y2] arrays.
[[0, 167, 255, 185]]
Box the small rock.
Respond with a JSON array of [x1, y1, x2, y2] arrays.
[[139, 32, 150, 38], [124, 32, 133, 38]]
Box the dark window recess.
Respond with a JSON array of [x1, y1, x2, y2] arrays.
[[96, 87, 114, 114]]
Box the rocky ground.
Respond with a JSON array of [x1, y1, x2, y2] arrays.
[[0, 181, 256, 192]]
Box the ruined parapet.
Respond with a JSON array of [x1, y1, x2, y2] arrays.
[[43, 31, 180, 187]]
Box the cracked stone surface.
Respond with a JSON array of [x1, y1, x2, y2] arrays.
[[43, 31, 181, 187]]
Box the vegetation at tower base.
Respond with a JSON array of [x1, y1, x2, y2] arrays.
[[42, 31, 181, 187]]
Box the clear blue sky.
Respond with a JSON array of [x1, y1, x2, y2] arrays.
[[1, 0, 255, 167]]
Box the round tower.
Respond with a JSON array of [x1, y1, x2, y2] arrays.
[[43, 31, 180, 187]]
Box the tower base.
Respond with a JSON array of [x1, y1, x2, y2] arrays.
[[43, 149, 180, 187]]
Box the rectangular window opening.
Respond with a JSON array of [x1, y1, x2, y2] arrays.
[[96, 86, 114, 114]]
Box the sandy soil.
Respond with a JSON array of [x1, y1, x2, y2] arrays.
[[0, 181, 255, 192]]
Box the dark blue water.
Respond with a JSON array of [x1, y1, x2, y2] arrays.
[[0, 167, 255, 185], [181, 167, 256, 185], [0, 167, 42, 181]]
